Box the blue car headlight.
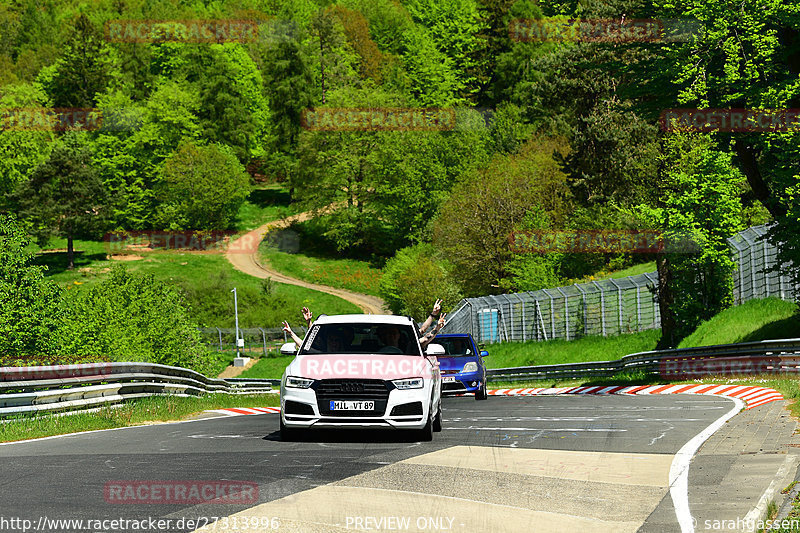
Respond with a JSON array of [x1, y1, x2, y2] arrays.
[[462, 362, 478, 373]]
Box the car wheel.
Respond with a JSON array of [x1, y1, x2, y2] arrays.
[[475, 382, 488, 401], [280, 418, 298, 441], [432, 401, 442, 432]]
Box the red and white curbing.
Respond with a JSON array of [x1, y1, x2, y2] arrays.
[[487, 383, 783, 410], [206, 407, 281, 417], [209, 385, 783, 416]]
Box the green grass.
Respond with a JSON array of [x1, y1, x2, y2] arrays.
[[238, 355, 296, 379], [232, 184, 296, 233], [482, 329, 662, 369], [260, 246, 383, 296], [0, 393, 280, 443], [597, 261, 656, 280], [678, 297, 800, 348], [36, 241, 360, 329]]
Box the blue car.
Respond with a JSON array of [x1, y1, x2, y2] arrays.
[[433, 334, 489, 400]]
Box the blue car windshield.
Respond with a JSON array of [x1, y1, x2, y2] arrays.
[[435, 337, 473, 357], [300, 323, 422, 356]]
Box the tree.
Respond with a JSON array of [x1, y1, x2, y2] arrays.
[[259, 26, 317, 184], [0, 83, 54, 197], [403, 0, 485, 100], [13, 133, 109, 269], [58, 265, 217, 375], [634, 131, 745, 347], [0, 215, 63, 361], [433, 137, 572, 295], [154, 142, 251, 230], [183, 44, 272, 163], [379, 243, 462, 317], [654, 0, 800, 286], [41, 13, 114, 108]]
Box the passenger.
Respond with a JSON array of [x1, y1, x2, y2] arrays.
[[417, 299, 442, 336], [418, 299, 446, 350], [281, 320, 304, 347], [377, 325, 406, 352], [282, 307, 317, 348], [325, 326, 354, 353]]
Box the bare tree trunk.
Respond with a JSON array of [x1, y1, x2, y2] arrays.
[[67, 233, 75, 270], [656, 254, 677, 349]]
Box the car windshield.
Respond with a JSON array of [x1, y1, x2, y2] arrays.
[[435, 337, 473, 357], [299, 323, 422, 356]]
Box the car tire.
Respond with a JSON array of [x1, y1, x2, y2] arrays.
[[432, 401, 442, 432], [280, 418, 298, 441], [417, 412, 434, 442], [475, 382, 488, 401]]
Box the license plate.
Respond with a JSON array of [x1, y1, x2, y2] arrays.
[[443, 376, 456, 383], [330, 400, 375, 411]]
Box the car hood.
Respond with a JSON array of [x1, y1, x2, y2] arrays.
[[437, 355, 481, 372]]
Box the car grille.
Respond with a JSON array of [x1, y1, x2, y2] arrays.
[[442, 381, 468, 393], [314, 379, 391, 417]]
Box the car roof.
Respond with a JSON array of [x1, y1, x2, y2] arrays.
[[313, 314, 416, 326]]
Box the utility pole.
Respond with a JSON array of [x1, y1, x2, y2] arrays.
[[231, 288, 241, 358]]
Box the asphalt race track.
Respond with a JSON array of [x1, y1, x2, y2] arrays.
[[0, 395, 736, 533]]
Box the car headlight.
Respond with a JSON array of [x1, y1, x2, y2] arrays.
[[285, 376, 314, 389], [392, 378, 423, 390], [462, 362, 478, 373]]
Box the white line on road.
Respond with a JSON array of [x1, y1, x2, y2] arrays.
[[668, 395, 744, 533]]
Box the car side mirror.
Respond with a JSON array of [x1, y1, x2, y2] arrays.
[[480, 350, 489, 357], [280, 342, 298, 356], [425, 343, 445, 356]]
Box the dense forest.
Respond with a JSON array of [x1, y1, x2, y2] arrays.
[[1, 0, 799, 370]]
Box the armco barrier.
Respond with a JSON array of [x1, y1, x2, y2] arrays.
[[486, 338, 800, 382], [0, 362, 277, 417]]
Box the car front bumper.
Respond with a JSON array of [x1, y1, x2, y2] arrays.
[[280, 385, 432, 430], [441, 371, 484, 395]]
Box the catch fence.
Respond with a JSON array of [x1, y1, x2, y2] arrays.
[[442, 224, 798, 343]]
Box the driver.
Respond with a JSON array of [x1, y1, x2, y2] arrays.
[[377, 325, 405, 352]]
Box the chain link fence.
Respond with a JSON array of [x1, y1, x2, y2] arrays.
[[442, 224, 797, 344], [197, 326, 307, 357]]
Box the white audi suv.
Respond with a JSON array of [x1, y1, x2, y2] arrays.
[[279, 314, 443, 441]]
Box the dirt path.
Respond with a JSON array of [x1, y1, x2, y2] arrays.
[[225, 208, 388, 315]]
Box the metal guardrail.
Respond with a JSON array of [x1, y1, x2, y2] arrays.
[[4, 338, 800, 416], [0, 362, 276, 417], [486, 338, 800, 382]]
